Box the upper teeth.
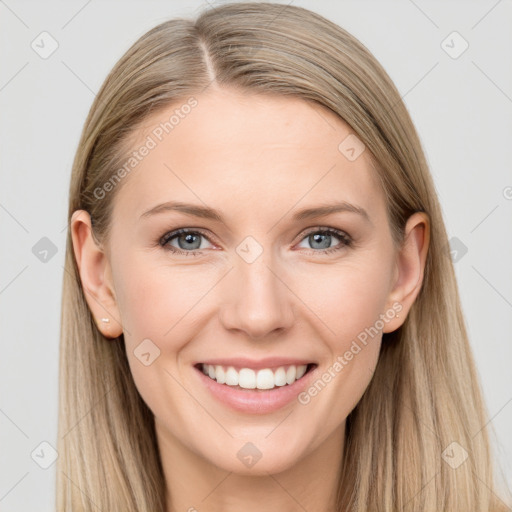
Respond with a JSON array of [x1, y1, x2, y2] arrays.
[[201, 364, 308, 390]]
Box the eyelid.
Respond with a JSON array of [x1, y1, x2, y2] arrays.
[[160, 227, 218, 247], [298, 225, 351, 241]]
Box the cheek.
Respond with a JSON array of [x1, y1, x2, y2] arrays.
[[112, 251, 217, 342], [287, 259, 393, 440], [111, 252, 219, 416], [295, 256, 394, 348]]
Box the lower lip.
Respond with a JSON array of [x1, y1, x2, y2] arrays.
[[194, 365, 317, 414]]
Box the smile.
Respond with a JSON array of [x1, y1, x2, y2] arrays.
[[193, 357, 319, 414], [198, 363, 315, 390]]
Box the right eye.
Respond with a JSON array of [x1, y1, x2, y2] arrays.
[[160, 228, 216, 256]]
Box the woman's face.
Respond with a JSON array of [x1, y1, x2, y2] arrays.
[[78, 88, 423, 475]]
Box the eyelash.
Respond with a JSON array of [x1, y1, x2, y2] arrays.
[[158, 227, 353, 257]]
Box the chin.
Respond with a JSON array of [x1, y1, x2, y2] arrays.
[[199, 437, 306, 476]]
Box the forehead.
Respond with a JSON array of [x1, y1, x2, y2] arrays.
[[113, 88, 385, 224]]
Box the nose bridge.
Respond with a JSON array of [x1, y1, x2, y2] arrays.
[[220, 237, 295, 338]]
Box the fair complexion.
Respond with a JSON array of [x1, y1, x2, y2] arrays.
[[71, 88, 429, 512]]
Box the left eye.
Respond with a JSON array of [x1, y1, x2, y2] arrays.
[[296, 229, 351, 252]]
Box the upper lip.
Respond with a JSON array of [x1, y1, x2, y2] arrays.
[[195, 357, 316, 371]]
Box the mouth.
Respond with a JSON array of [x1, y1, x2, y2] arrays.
[[194, 362, 318, 392], [193, 359, 320, 414]]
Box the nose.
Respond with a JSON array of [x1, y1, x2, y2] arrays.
[[219, 254, 295, 340]]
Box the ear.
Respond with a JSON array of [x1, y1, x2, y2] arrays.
[[383, 212, 430, 333], [70, 210, 123, 339]]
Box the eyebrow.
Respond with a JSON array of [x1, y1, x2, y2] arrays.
[[140, 200, 371, 224]]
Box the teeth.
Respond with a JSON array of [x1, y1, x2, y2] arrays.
[[225, 367, 239, 386], [201, 363, 309, 390], [286, 365, 296, 384], [296, 365, 307, 379], [239, 368, 256, 389], [274, 367, 287, 386], [256, 369, 274, 390], [215, 365, 226, 384]]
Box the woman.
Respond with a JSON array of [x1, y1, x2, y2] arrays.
[[57, 3, 511, 510]]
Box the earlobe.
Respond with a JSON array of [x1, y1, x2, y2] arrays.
[[383, 212, 430, 333], [70, 210, 123, 339]]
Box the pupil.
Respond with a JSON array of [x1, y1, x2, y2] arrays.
[[179, 233, 200, 250], [311, 233, 330, 249]]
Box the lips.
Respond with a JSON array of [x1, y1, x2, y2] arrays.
[[193, 360, 319, 414]]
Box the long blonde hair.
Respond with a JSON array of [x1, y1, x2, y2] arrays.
[[57, 3, 510, 510]]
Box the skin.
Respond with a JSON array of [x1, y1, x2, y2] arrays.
[[71, 87, 429, 512]]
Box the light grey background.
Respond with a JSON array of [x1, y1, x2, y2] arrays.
[[1, 0, 511, 510]]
